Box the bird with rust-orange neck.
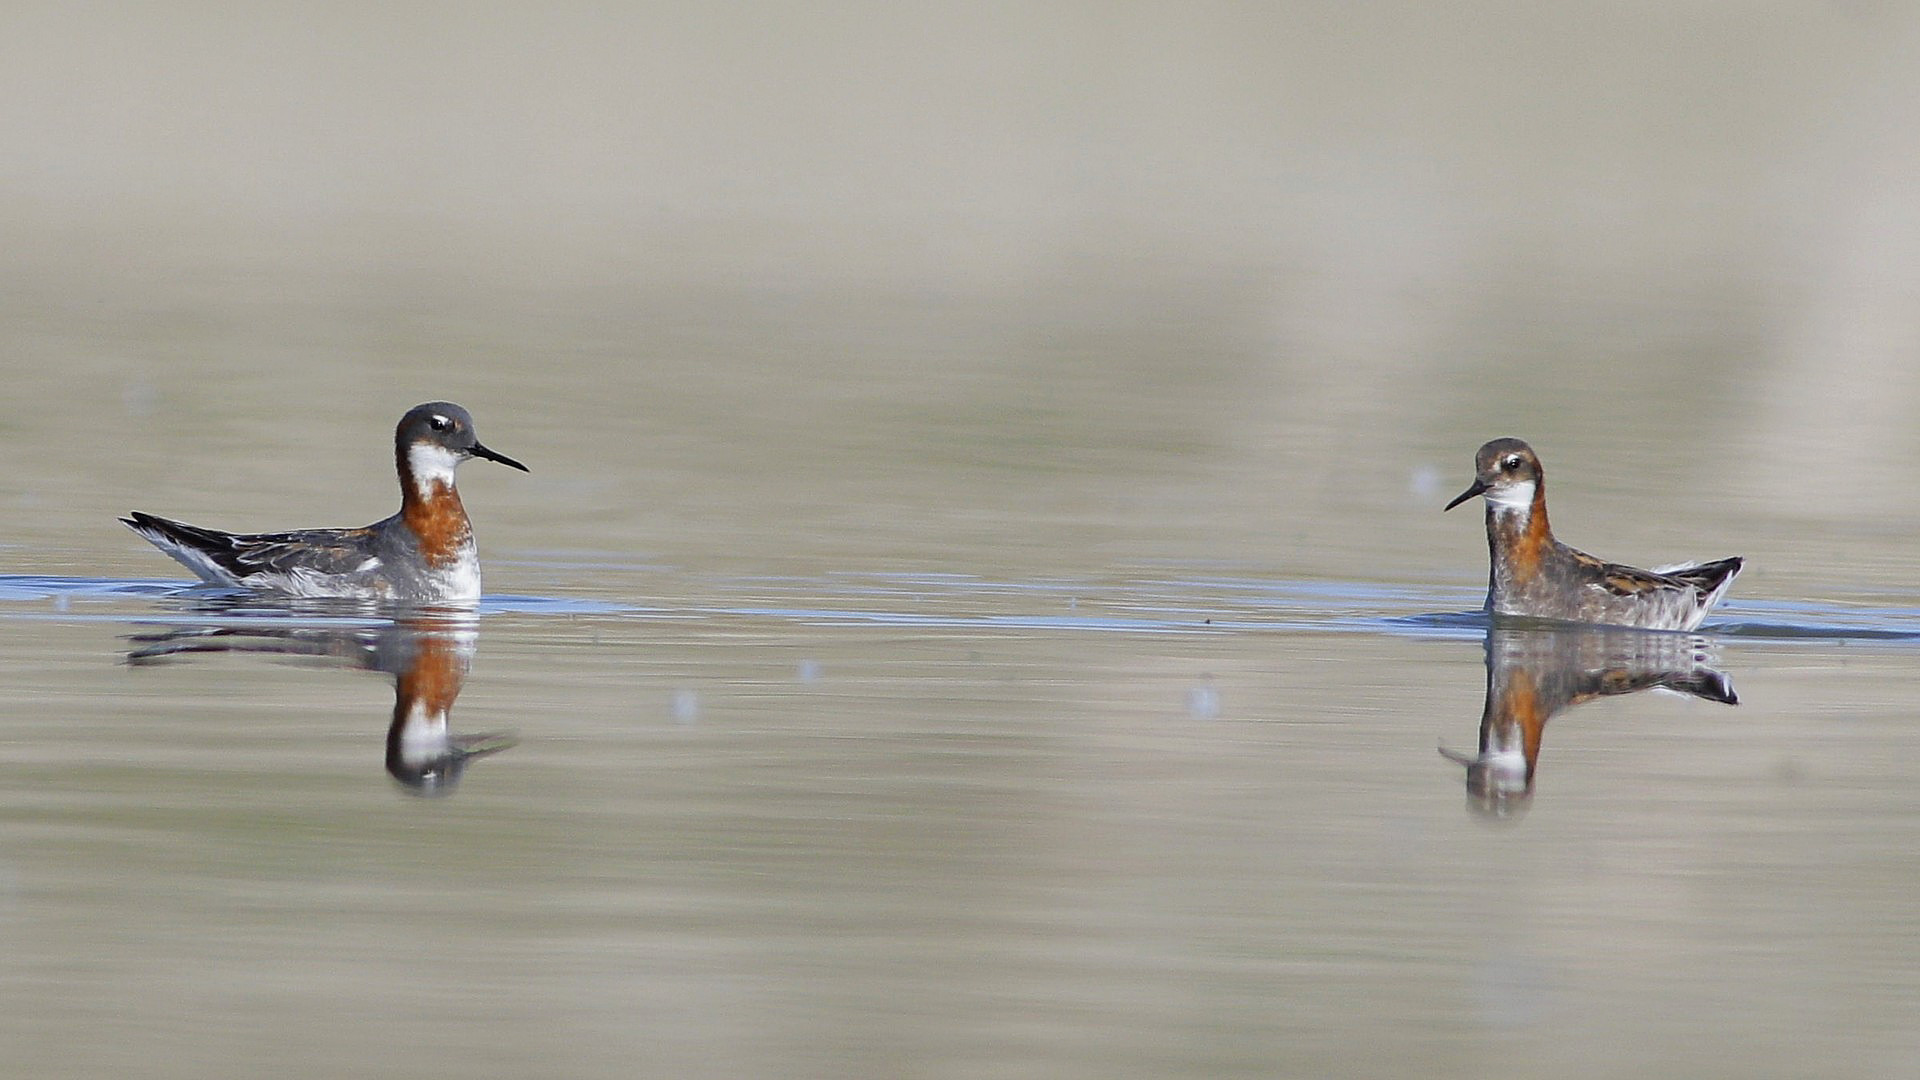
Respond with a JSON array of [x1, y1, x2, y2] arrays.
[[1444, 438, 1741, 631], [124, 402, 528, 604]]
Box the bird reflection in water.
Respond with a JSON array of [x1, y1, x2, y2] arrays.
[[1441, 625, 1737, 820], [126, 609, 516, 795]]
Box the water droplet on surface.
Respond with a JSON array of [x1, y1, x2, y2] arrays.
[[671, 689, 699, 725], [1186, 680, 1220, 720], [1409, 463, 1444, 501]]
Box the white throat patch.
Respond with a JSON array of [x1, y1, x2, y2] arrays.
[[407, 442, 464, 499], [1484, 480, 1535, 515]]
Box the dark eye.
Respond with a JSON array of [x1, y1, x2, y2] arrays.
[[429, 415, 452, 432], [1502, 455, 1522, 470]]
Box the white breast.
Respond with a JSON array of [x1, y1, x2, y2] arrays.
[[415, 542, 482, 603]]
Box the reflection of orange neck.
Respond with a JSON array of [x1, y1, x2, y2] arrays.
[[395, 629, 465, 721], [402, 482, 473, 567], [1489, 672, 1547, 782]]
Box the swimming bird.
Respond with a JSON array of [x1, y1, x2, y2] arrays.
[[1443, 438, 1741, 631], [124, 402, 527, 603]]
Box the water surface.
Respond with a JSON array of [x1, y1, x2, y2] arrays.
[[3, 567, 1919, 1078]]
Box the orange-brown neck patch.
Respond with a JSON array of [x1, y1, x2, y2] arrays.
[[1518, 493, 1553, 575], [402, 482, 473, 567], [1490, 484, 1554, 585]]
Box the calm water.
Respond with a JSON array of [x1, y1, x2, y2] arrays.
[[4, 567, 1920, 1078], [9, 6, 1920, 1078]]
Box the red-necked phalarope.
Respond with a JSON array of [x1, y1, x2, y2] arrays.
[[124, 402, 528, 603], [1443, 437, 1742, 631]]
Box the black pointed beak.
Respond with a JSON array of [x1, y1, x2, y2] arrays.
[[1443, 479, 1486, 512], [470, 441, 529, 472]]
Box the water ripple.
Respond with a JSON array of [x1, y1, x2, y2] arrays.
[[4, 572, 1919, 644]]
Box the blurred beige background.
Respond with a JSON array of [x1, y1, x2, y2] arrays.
[[1, 4, 1917, 595]]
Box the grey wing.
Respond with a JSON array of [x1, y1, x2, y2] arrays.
[[123, 512, 382, 582], [1567, 549, 1690, 599]]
